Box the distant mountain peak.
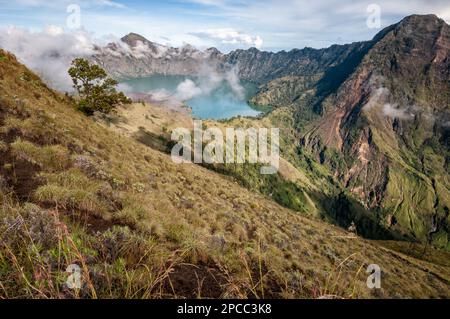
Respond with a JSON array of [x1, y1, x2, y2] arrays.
[[399, 13, 444, 25], [121, 33, 153, 47], [371, 13, 449, 45], [206, 47, 220, 52]]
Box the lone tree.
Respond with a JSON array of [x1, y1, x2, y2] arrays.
[[68, 58, 131, 115]]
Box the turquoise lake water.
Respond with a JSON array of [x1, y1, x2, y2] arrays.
[[121, 75, 261, 120]]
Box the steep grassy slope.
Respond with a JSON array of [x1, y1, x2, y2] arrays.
[[1, 49, 449, 298]]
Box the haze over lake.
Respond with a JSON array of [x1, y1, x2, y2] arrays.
[[121, 75, 262, 120]]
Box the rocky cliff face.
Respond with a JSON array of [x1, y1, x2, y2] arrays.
[[224, 43, 368, 84], [92, 33, 221, 78]]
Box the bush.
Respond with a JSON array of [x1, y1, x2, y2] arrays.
[[11, 139, 70, 171], [34, 169, 104, 212]]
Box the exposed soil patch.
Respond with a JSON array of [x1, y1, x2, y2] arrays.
[[66, 211, 117, 233], [0, 103, 42, 200], [163, 262, 228, 298], [0, 150, 42, 201], [43, 204, 136, 234]]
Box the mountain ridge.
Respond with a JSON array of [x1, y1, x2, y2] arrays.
[[94, 14, 447, 85], [92, 31, 370, 83]]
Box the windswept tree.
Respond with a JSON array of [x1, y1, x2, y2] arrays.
[[68, 58, 131, 115]]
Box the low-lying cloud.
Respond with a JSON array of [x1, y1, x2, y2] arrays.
[[362, 86, 450, 131], [363, 87, 390, 110], [147, 63, 246, 107], [382, 103, 415, 120], [0, 26, 96, 90], [100, 37, 170, 59], [177, 64, 244, 101], [363, 86, 415, 120], [175, 79, 203, 101], [0, 26, 175, 91]]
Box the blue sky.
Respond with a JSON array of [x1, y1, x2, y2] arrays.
[[1, 0, 450, 52]]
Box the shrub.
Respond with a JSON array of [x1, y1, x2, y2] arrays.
[[11, 139, 70, 171], [165, 223, 187, 244], [0, 140, 7, 152], [34, 169, 104, 212], [34, 184, 101, 212]]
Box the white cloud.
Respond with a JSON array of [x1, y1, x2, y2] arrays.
[[0, 24, 181, 90], [363, 84, 414, 120], [382, 103, 415, 120], [94, 0, 125, 9], [173, 63, 245, 101], [191, 28, 263, 49], [175, 79, 203, 100], [141, 61, 246, 108], [9, 0, 126, 8], [116, 82, 132, 93], [0, 26, 96, 90], [363, 87, 390, 110], [2, 0, 449, 52], [186, 0, 227, 6], [131, 40, 152, 58], [0, 24, 226, 91]]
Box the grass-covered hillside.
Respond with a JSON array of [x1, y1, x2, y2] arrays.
[[0, 49, 450, 299]]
